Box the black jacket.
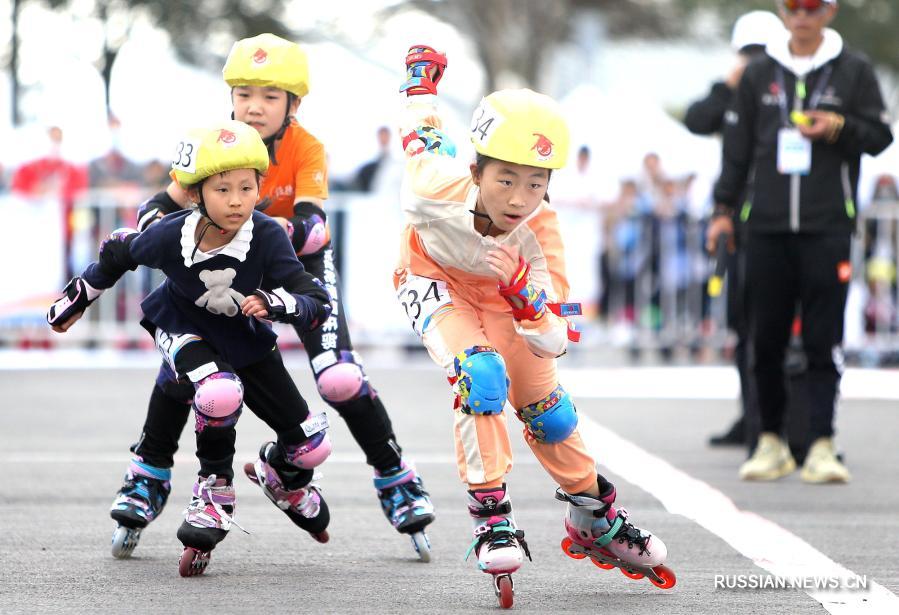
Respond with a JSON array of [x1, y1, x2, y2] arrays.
[[685, 81, 734, 136], [713, 45, 892, 234]]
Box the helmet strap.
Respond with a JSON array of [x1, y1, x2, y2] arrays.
[[191, 192, 228, 261], [261, 94, 296, 166], [469, 203, 494, 236]]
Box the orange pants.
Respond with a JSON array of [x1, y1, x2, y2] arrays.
[[415, 279, 597, 495]]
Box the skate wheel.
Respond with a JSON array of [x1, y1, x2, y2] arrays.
[[411, 531, 432, 563], [621, 568, 645, 580], [560, 537, 586, 560], [178, 547, 210, 577], [495, 574, 513, 609], [310, 530, 329, 544], [111, 526, 140, 559], [649, 565, 677, 589], [591, 558, 615, 570]]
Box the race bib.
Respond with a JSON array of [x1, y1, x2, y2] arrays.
[[397, 274, 452, 337], [777, 128, 811, 175], [154, 328, 202, 375], [171, 138, 201, 174]]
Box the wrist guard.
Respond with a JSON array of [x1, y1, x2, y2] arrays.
[[400, 45, 447, 96], [497, 257, 547, 321], [47, 277, 103, 326]]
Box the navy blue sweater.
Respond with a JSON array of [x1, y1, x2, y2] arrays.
[[83, 209, 330, 368]]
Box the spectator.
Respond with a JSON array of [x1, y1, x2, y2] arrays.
[[709, 0, 893, 483], [353, 125, 393, 193], [87, 115, 144, 189], [11, 125, 88, 278], [685, 10, 783, 448]]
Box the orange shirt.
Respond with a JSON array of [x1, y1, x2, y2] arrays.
[[259, 119, 329, 219]]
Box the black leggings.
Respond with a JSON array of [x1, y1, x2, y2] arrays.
[[135, 345, 310, 481], [131, 244, 403, 475]]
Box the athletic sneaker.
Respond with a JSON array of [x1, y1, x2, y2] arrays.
[[800, 437, 850, 484], [739, 432, 796, 481]]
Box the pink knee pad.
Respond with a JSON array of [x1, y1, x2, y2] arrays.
[[286, 431, 332, 469], [316, 363, 364, 403], [194, 373, 243, 418]]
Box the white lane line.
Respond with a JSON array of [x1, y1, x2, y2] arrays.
[[560, 366, 899, 401], [577, 414, 899, 614], [4, 351, 897, 401]]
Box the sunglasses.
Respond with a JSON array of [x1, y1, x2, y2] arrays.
[[780, 0, 831, 13]]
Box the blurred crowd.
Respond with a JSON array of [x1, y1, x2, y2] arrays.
[[2, 118, 897, 362]]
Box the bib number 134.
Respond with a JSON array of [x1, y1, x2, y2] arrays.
[[397, 275, 452, 336]]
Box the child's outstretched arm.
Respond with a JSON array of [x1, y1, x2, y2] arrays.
[[399, 45, 456, 160], [47, 228, 140, 332]]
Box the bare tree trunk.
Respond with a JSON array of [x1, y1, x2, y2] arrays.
[[10, 0, 22, 126]]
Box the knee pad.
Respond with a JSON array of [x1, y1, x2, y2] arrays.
[[193, 372, 243, 430], [453, 346, 509, 415], [517, 385, 578, 444], [285, 412, 332, 469], [315, 351, 369, 404]]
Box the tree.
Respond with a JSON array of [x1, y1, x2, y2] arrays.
[[5, 0, 294, 126]]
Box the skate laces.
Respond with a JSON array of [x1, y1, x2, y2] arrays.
[[464, 520, 532, 562], [605, 509, 651, 555], [186, 475, 249, 535]]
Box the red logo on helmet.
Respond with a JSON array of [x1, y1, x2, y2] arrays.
[[217, 129, 237, 146], [531, 133, 554, 161], [253, 48, 268, 64]]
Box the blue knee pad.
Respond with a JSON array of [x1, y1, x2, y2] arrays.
[[453, 346, 509, 415], [517, 385, 578, 443]]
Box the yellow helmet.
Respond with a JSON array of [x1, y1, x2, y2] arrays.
[[222, 33, 309, 98], [169, 120, 269, 188], [470, 88, 570, 170]]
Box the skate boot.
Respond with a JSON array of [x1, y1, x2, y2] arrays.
[[556, 477, 675, 589], [244, 441, 330, 543], [176, 475, 245, 577], [109, 456, 171, 559], [464, 485, 531, 609], [374, 461, 436, 562]]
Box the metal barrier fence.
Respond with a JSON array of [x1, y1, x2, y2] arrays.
[[1, 189, 896, 364]]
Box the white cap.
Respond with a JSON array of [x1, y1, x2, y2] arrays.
[[731, 11, 784, 52]]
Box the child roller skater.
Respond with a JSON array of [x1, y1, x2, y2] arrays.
[[48, 120, 334, 576], [395, 46, 675, 607], [111, 33, 434, 561]]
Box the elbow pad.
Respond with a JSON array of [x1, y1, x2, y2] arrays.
[[98, 228, 139, 277], [289, 201, 329, 256], [137, 191, 181, 232]]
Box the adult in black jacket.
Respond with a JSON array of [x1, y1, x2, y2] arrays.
[[708, 0, 892, 484], [685, 11, 783, 450]]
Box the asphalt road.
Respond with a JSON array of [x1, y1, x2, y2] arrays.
[[1, 363, 896, 614]]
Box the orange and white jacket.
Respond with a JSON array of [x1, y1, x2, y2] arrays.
[[398, 96, 574, 358]]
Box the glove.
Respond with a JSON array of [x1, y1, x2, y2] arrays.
[[400, 45, 447, 96], [497, 257, 547, 321], [402, 126, 457, 158], [47, 277, 103, 328], [253, 288, 333, 329]]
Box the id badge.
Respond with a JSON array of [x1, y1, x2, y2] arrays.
[[777, 128, 811, 175]]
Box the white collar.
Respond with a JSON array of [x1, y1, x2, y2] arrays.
[[765, 28, 843, 76], [180, 210, 254, 267]]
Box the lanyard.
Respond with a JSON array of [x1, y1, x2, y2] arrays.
[[775, 64, 833, 127]]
